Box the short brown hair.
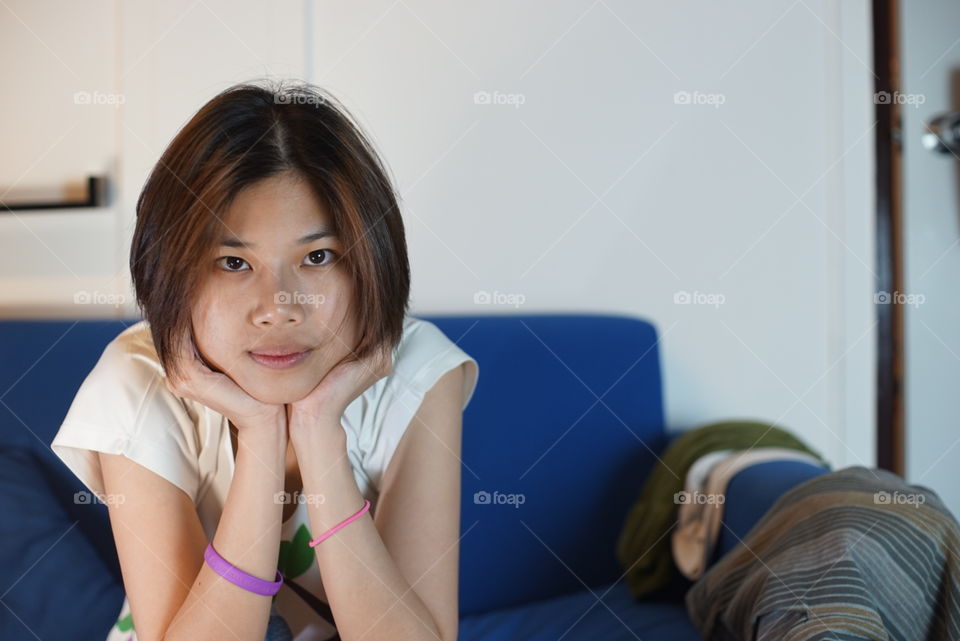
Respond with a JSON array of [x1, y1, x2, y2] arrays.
[[130, 80, 410, 381]]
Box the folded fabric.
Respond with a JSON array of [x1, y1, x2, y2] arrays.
[[685, 466, 960, 641], [681, 449, 735, 500], [616, 419, 827, 598], [672, 447, 826, 581]]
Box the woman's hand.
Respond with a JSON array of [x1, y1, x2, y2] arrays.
[[288, 342, 394, 439], [163, 327, 287, 432]]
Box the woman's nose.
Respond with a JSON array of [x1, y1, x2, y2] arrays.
[[251, 284, 305, 327]]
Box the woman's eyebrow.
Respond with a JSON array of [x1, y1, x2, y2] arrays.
[[218, 228, 338, 248]]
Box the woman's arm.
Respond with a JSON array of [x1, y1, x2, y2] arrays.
[[290, 364, 467, 641], [99, 416, 288, 641]]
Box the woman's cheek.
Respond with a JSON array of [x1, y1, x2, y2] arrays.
[[191, 297, 234, 371]]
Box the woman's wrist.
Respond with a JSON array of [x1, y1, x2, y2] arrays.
[[233, 408, 287, 434], [236, 414, 288, 451], [289, 413, 345, 449]]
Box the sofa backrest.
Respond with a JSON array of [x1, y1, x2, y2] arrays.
[[0, 318, 142, 452], [428, 314, 666, 615], [0, 313, 667, 616]]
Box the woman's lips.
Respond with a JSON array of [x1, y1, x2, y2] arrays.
[[248, 349, 313, 370]]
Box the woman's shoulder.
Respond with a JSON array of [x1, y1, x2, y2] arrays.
[[352, 315, 479, 492], [392, 316, 472, 378], [66, 320, 160, 401], [62, 318, 186, 419], [379, 314, 480, 409], [103, 319, 163, 371], [52, 319, 205, 502]]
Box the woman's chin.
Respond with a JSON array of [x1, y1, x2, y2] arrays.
[[245, 382, 315, 406]]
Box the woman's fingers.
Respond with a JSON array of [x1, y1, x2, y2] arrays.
[[162, 328, 287, 430], [164, 330, 245, 410]]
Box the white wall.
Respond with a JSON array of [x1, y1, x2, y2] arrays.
[[1, 1, 879, 474], [899, 0, 960, 522]]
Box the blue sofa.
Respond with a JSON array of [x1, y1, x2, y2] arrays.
[[0, 314, 828, 640]]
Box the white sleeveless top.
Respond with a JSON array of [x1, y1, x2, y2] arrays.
[[51, 315, 479, 641]]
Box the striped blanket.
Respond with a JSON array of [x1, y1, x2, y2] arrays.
[[685, 466, 960, 641]]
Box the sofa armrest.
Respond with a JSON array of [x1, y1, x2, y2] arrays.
[[711, 460, 830, 564]]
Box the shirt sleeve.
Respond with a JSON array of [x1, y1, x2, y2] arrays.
[[51, 340, 202, 503], [359, 319, 479, 492]]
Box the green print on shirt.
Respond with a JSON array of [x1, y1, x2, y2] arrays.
[[116, 611, 133, 632], [278, 523, 315, 581]]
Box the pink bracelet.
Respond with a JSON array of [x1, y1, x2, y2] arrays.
[[308, 499, 371, 548]]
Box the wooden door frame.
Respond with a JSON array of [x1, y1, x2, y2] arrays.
[[872, 0, 904, 475]]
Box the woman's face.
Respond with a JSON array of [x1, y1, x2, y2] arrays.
[[191, 171, 358, 405]]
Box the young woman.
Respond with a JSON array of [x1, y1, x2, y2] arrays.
[[51, 81, 479, 641]]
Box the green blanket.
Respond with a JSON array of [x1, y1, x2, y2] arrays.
[[616, 419, 827, 598]]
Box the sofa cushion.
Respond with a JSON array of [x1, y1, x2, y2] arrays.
[[0, 446, 123, 641], [458, 579, 701, 641]]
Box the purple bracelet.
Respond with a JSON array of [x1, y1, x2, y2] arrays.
[[204, 542, 284, 596]]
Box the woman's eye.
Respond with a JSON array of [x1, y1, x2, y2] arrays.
[[216, 256, 250, 272], [303, 249, 336, 266]]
